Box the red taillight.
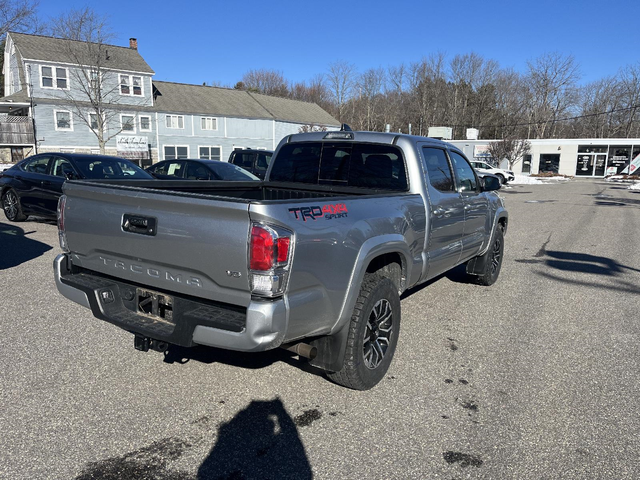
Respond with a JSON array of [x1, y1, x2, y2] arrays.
[[277, 237, 290, 263], [250, 224, 292, 271], [250, 225, 274, 271]]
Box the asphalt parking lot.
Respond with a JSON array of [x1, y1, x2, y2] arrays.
[[1, 179, 639, 479]]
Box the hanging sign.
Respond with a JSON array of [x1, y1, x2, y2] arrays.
[[473, 145, 491, 158], [116, 136, 149, 159]]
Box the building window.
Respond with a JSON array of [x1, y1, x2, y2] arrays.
[[120, 75, 129, 95], [201, 117, 217, 131], [121, 115, 135, 133], [199, 146, 221, 160], [55, 110, 73, 131], [139, 115, 151, 132], [42, 66, 68, 89], [120, 75, 143, 96], [89, 70, 101, 92], [164, 145, 188, 160], [166, 115, 184, 129], [132, 76, 142, 96], [89, 112, 99, 130]]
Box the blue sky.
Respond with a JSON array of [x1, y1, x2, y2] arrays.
[[39, 0, 638, 87]]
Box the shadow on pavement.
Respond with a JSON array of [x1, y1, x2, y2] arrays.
[[197, 398, 313, 479], [74, 398, 313, 480], [162, 344, 327, 380], [0, 221, 52, 270], [516, 249, 640, 295], [544, 250, 640, 277]]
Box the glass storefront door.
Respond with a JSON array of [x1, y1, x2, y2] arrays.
[[540, 154, 560, 173], [576, 154, 593, 176], [594, 154, 607, 176]]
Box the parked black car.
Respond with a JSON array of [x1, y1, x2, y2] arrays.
[[228, 149, 273, 179], [145, 159, 259, 181], [1, 153, 153, 222]]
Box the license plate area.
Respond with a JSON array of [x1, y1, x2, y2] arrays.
[[136, 288, 173, 322]]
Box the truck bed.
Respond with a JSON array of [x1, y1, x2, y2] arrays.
[[85, 179, 408, 202]]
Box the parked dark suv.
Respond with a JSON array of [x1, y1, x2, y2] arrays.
[[228, 149, 273, 179]]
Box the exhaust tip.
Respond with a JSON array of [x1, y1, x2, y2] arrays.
[[282, 342, 317, 360]]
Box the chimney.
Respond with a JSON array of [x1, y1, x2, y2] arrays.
[[129, 38, 138, 50]]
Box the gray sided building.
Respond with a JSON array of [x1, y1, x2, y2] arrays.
[[0, 32, 339, 165]]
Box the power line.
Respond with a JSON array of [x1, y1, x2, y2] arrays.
[[443, 103, 640, 130]]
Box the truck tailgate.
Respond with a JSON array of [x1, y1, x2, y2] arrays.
[[62, 182, 252, 307]]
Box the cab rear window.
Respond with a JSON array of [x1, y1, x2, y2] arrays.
[[270, 142, 408, 191]]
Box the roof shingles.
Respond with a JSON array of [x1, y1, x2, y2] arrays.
[[10, 32, 154, 74], [5, 33, 339, 126]]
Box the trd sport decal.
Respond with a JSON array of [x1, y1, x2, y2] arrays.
[[289, 203, 348, 221]]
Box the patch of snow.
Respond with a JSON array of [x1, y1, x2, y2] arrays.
[[629, 181, 640, 190], [510, 175, 570, 185], [0, 163, 14, 172], [510, 175, 543, 184]]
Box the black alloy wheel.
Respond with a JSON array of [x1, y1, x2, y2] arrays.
[[2, 189, 26, 222]]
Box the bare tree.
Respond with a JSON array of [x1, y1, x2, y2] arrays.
[[241, 69, 289, 97], [289, 74, 330, 111], [0, 0, 39, 38], [408, 53, 448, 136], [487, 138, 531, 170], [0, 0, 42, 96], [48, 8, 145, 154], [525, 52, 580, 138], [353, 67, 385, 131], [326, 60, 356, 121], [617, 63, 640, 137], [298, 124, 327, 133]]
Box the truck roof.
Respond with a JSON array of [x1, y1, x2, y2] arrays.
[[283, 130, 456, 149]]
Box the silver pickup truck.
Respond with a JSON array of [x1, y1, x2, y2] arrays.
[[54, 130, 508, 390]]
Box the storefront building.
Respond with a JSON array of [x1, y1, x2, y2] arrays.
[[448, 139, 640, 177]]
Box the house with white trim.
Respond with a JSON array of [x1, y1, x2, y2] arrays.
[[0, 32, 339, 165]]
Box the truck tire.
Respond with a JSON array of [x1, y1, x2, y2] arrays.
[[2, 189, 26, 222], [473, 226, 504, 286], [327, 274, 400, 390]]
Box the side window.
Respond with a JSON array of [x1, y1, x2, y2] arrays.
[[186, 162, 210, 180], [155, 161, 184, 177], [422, 147, 454, 192], [449, 151, 478, 193], [23, 156, 51, 175], [51, 157, 75, 177], [254, 152, 272, 175], [236, 153, 254, 169]]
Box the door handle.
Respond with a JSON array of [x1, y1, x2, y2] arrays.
[[42, 181, 52, 186], [432, 207, 446, 217]]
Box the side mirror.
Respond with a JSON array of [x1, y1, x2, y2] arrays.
[[481, 175, 501, 192]]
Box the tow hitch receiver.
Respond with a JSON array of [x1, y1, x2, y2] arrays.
[[137, 288, 173, 321], [134, 335, 168, 353]]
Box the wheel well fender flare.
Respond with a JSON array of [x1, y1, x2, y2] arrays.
[[335, 234, 410, 333]]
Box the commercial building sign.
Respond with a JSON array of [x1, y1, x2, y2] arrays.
[[116, 136, 149, 160], [474, 145, 492, 158]]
